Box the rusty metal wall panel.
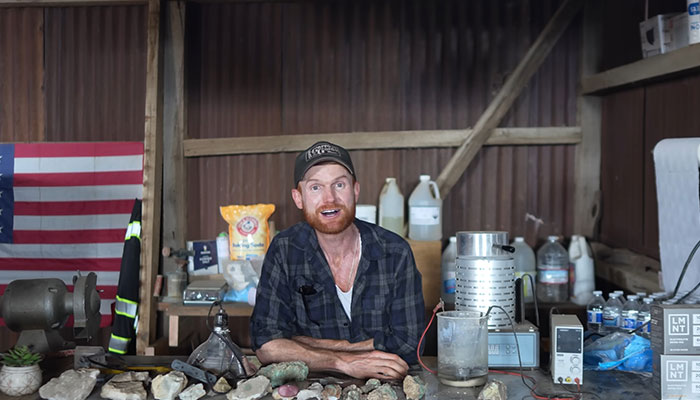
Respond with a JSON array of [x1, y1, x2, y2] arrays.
[[187, 0, 580, 245], [44, 6, 147, 142], [0, 9, 45, 142]]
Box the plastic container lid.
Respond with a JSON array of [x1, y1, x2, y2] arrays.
[[419, 174, 430, 181], [593, 290, 602, 295], [514, 237, 525, 242], [547, 235, 559, 241]]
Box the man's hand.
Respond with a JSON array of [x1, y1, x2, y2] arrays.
[[337, 350, 409, 380]]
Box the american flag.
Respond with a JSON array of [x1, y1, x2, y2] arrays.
[[0, 142, 144, 327]]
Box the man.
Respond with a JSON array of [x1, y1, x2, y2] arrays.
[[250, 141, 425, 380]]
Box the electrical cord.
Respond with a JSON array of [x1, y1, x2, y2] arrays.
[[670, 238, 700, 300]]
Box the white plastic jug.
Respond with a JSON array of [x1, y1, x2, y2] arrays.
[[378, 177, 405, 236], [408, 175, 442, 240], [569, 235, 595, 305]]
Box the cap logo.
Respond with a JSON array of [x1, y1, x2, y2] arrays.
[[305, 143, 341, 161]]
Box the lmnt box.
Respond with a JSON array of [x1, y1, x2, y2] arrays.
[[653, 354, 700, 399], [651, 304, 700, 355]]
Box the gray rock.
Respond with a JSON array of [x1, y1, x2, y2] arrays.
[[100, 381, 147, 400], [366, 384, 397, 400], [322, 383, 342, 400], [109, 371, 149, 383], [477, 380, 507, 400], [213, 377, 232, 393], [340, 384, 362, 400], [39, 368, 99, 400], [296, 382, 323, 400], [361, 378, 381, 393], [402, 375, 426, 400], [257, 361, 309, 387], [226, 375, 271, 400], [179, 383, 206, 400], [152, 371, 187, 400]]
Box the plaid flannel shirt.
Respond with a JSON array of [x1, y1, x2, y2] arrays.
[[250, 219, 425, 364]]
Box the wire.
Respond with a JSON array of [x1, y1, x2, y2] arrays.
[[416, 300, 443, 375], [671, 238, 700, 299]]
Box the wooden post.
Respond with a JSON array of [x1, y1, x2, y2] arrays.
[[574, 0, 603, 237], [137, 0, 163, 355], [435, 0, 583, 197], [162, 2, 187, 277]]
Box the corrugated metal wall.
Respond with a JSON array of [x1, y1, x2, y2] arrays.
[[186, 0, 581, 245]]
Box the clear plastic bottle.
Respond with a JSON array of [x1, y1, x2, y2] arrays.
[[614, 290, 626, 304], [636, 297, 653, 338], [602, 292, 623, 333], [586, 290, 605, 333], [511, 237, 536, 302], [408, 175, 442, 241], [441, 236, 457, 308], [536, 236, 569, 303], [621, 295, 640, 332], [378, 177, 405, 236], [636, 292, 647, 299]]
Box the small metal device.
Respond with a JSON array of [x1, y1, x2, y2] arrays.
[[183, 280, 228, 305], [550, 314, 583, 384], [488, 321, 540, 368], [171, 359, 218, 386]]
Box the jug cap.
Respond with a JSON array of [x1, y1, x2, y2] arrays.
[[514, 236, 524, 242], [419, 174, 430, 181], [547, 235, 559, 241]]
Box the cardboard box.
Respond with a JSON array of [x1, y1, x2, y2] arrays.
[[640, 13, 689, 58], [651, 304, 700, 355], [653, 354, 700, 399]]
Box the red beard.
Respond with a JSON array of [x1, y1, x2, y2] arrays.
[[304, 203, 356, 234]]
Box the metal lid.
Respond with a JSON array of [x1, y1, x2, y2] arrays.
[[456, 231, 510, 257]]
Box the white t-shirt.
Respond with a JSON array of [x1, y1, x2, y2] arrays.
[[335, 236, 361, 321]]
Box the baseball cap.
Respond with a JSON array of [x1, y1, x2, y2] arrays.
[[294, 141, 356, 186]]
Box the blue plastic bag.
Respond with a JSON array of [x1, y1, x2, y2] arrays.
[[583, 332, 652, 375]]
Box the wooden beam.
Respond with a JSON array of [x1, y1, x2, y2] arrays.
[[183, 126, 582, 157], [162, 1, 187, 279], [581, 43, 700, 95], [0, 0, 145, 6], [435, 0, 583, 197], [574, 0, 602, 237], [137, 0, 162, 355]]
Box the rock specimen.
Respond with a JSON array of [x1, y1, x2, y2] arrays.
[[366, 383, 397, 400], [178, 383, 206, 400], [402, 375, 426, 400], [100, 371, 150, 400], [272, 384, 299, 400], [39, 368, 99, 400], [257, 361, 309, 387], [296, 382, 323, 400], [152, 371, 187, 400], [226, 375, 271, 400], [213, 377, 232, 393], [361, 378, 381, 393], [477, 380, 507, 400], [321, 383, 342, 400], [340, 384, 362, 400]]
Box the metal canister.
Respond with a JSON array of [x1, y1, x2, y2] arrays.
[[455, 231, 515, 328]]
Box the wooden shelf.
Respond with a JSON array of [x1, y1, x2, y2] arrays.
[[158, 301, 253, 347], [581, 44, 700, 95]]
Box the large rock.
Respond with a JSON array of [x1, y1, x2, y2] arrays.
[[100, 371, 150, 400], [226, 375, 271, 400], [402, 375, 426, 400], [152, 371, 187, 400], [39, 368, 99, 400], [257, 361, 309, 387], [178, 383, 206, 400], [366, 384, 397, 400]]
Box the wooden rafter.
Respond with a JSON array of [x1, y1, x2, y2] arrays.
[[435, 0, 583, 197]]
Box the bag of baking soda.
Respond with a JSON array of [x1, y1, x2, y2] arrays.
[[220, 204, 275, 260]]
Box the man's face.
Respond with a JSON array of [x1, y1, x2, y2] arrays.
[[292, 163, 360, 234]]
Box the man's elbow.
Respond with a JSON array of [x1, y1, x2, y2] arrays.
[[255, 341, 278, 365]]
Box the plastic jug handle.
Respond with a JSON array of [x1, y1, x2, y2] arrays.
[[428, 181, 441, 200]]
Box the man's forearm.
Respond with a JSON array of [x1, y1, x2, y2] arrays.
[[291, 336, 374, 352], [256, 338, 343, 372]]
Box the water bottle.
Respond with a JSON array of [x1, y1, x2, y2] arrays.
[[378, 177, 405, 236], [602, 293, 623, 333], [689, 0, 700, 45], [536, 236, 569, 303], [568, 235, 595, 305], [621, 295, 640, 332], [636, 292, 647, 299], [511, 236, 536, 302], [636, 297, 653, 338], [586, 290, 605, 333], [441, 236, 457, 308], [614, 290, 626, 304], [408, 175, 442, 241]]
